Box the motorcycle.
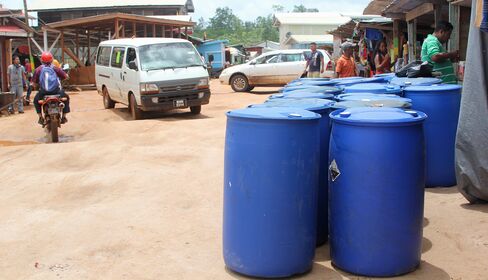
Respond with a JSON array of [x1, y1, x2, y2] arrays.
[[38, 94, 67, 143]]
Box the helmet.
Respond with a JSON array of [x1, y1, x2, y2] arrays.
[[52, 59, 60, 68], [41, 52, 53, 64]]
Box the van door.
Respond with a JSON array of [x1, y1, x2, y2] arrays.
[[248, 53, 280, 85], [120, 47, 139, 105], [109, 46, 126, 103], [96, 46, 115, 97], [278, 53, 307, 84]]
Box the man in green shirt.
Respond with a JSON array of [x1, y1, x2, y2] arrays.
[[421, 21, 459, 84]]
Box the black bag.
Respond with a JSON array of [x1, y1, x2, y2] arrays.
[[396, 60, 433, 78]]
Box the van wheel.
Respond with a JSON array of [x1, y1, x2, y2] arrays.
[[190, 105, 201, 114], [230, 74, 249, 92], [129, 94, 143, 120], [103, 87, 115, 109]]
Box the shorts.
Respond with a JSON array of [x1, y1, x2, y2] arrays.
[[307, 71, 321, 78]]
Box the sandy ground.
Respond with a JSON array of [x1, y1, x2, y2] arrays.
[[0, 80, 487, 280]]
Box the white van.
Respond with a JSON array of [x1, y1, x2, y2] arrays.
[[96, 38, 211, 120]]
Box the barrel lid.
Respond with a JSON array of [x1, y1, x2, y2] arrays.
[[227, 107, 320, 120], [282, 85, 333, 93], [390, 77, 442, 86], [257, 98, 334, 111], [330, 107, 426, 125], [282, 92, 334, 100], [343, 83, 402, 94], [288, 80, 337, 87], [403, 84, 462, 92], [332, 100, 412, 109], [337, 93, 410, 102]]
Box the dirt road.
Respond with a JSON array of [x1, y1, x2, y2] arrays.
[[0, 80, 487, 280]]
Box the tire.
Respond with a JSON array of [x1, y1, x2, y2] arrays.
[[230, 74, 250, 92], [246, 86, 255, 92], [129, 94, 143, 120], [49, 119, 59, 143], [190, 105, 201, 114], [103, 87, 115, 109]]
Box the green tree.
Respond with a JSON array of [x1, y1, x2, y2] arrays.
[[292, 5, 319, 12]]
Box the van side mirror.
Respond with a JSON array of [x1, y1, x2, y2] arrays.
[[128, 61, 138, 71]]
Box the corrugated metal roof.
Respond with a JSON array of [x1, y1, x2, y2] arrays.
[[149, 15, 192, 22], [30, 0, 188, 11], [285, 34, 334, 44], [274, 13, 351, 26]]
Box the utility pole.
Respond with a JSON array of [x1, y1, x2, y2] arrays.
[[22, 0, 35, 74]]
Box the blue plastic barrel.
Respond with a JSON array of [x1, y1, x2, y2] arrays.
[[404, 84, 462, 187], [331, 100, 411, 109], [329, 107, 427, 277], [287, 80, 337, 87], [374, 73, 396, 83], [253, 98, 334, 246], [224, 107, 321, 278], [336, 93, 411, 103], [282, 85, 342, 94], [333, 77, 384, 88], [292, 78, 331, 83], [269, 92, 334, 100], [343, 83, 402, 95], [390, 77, 442, 87]]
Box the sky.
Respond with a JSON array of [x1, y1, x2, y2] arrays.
[[1, 0, 372, 21]]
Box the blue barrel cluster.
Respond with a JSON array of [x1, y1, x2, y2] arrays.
[[223, 76, 462, 278]]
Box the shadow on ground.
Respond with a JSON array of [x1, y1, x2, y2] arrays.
[[111, 108, 212, 121], [425, 186, 459, 195]]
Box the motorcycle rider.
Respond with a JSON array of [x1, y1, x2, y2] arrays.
[[32, 52, 70, 125]]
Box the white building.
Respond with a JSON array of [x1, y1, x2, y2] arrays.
[[273, 13, 350, 49]]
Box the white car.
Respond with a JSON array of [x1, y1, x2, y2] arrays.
[[219, 49, 334, 92]]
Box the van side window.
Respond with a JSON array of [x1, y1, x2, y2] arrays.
[[111, 47, 126, 68], [126, 48, 137, 65], [96, 46, 111, 66]]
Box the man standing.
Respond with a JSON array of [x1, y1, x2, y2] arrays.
[[335, 42, 358, 78], [304, 42, 324, 78], [24, 58, 33, 102], [421, 21, 459, 84], [7, 55, 27, 114]]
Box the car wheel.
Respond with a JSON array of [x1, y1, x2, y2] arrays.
[[129, 94, 143, 120], [103, 87, 115, 109], [246, 86, 255, 92], [230, 74, 249, 92], [190, 105, 201, 114]]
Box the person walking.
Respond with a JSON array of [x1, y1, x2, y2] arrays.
[[335, 42, 358, 78], [304, 42, 324, 78], [7, 55, 27, 114], [24, 58, 33, 102], [374, 40, 391, 74], [421, 21, 459, 84]]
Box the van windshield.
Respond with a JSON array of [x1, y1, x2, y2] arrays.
[[138, 42, 204, 71]]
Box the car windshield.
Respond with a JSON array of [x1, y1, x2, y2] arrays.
[[139, 42, 204, 71]]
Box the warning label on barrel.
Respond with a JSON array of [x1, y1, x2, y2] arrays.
[[329, 160, 341, 182]]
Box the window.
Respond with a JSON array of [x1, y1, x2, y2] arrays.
[[96, 46, 112, 66], [111, 47, 126, 68], [126, 47, 137, 64], [281, 53, 303, 62], [138, 43, 204, 71], [255, 54, 279, 65]]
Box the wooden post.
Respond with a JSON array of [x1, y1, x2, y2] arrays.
[[133, 22, 137, 37], [75, 32, 79, 57], [87, 30, 91, 65], [185, 27, 188, 39], [170, 26, 174, 38], [61, 31, 65, 63], [121, 21, 125, 38], [114, 18, 119, 39], [152, 24, 156, 37], [1, 39, 7, 92], [434, 4, 442, 26], [449, 3, 460, 76], [407, 19, 417, 63], [178, 27, 182, 38], [392, 19, 400, 61], [144, 25, 147, 37]]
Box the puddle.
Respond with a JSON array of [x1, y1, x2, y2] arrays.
[[0, 140, 40, 147]]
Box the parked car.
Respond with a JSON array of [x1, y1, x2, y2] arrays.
[[219, 49, 334, 92], [95, 38, 211, 120]]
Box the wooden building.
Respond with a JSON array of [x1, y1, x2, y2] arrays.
[[29, 0, 195, 23]]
